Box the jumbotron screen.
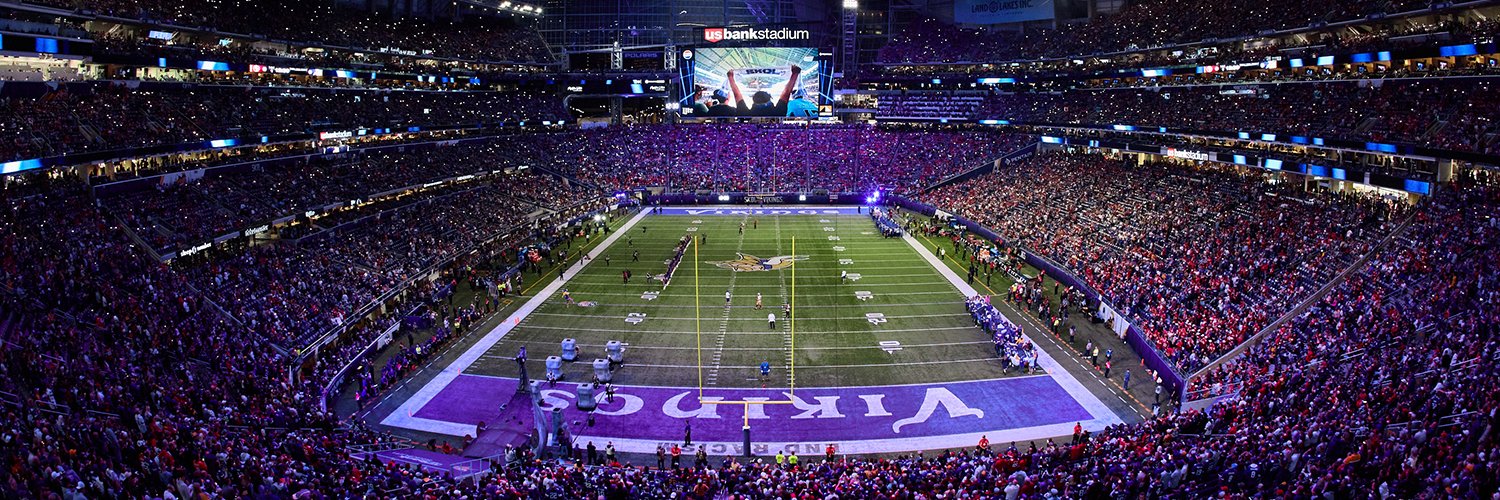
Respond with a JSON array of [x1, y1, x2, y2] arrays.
[[683, 47, 823, 118]]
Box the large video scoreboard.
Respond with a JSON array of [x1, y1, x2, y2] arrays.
[[678, 47, 829, 119]]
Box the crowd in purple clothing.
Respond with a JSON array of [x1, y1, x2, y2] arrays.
[[924, 152, 1401, 373], [976, 80, 1500, 155], [0, 84, 568, 163], [879, 0, 1434, 64], [511, 124, 1031, 193]]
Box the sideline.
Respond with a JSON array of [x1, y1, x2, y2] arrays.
[[380, 209, 652, 436], [899, 233, 1127, 430]]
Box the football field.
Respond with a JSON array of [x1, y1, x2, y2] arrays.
[[380, 206, 1128, 453], [464, 207, 1009, 389]]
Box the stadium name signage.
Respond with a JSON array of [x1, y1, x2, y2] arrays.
[[377, 47, 419, 57], [1166, 149, 1211, 161], [243, 224, 270, 237], [702, 27, 811, 43], [179, 242, 212, 257], [319, 131, 354, 140]]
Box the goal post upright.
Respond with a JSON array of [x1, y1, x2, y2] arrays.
[[695, 234, 702, 400]]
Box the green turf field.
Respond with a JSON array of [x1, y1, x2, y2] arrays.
[[467, 211, 1011, 388]]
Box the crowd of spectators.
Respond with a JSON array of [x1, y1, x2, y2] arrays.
[[975, 80, 1500, 155], [510, 124, 1031, 194], [923, 152, 1401, 373], [169, 171, 591, 350], [103, 140, 572, 253], [26, 0, 551, 63], [0, 83, 568, 163], [879, 0, 1437, 65], [0, 141, 1496, 498], [1192, 176, 1499, 399]]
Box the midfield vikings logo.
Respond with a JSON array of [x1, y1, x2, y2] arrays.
[[708, 253, 808, 272]]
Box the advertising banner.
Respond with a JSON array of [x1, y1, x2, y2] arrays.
[[955, 0, 1055, 25]]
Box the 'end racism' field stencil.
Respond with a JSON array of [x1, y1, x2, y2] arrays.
[[402, 375, 1098, 454]]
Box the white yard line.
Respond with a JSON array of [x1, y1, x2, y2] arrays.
[[525, 312, 971, 321], [512, 325, 981, 335], [479, 356, 1001, 370], [483, 339, 994, 351], [558, 281, 952, 288], [774, 216, 793, 379], [707, 213, 752, 386]]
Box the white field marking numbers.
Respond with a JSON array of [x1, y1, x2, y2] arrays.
[[855, 291, 874, 301], [865, 313, 887, 325], [686, 227, 698, 232], [839, 258, 854, 265], [823, 227, 836, 232], [819, 219, 831, 223], [879, 341, 903, 353], [827, 236, 840, 241], [625, 313, 647, 324], [845, 273, 862, 282], [832, 246, 846, 252], [692, 220, 703, 224], [641, 291, 659, 301], [860, 231, 874, 235]]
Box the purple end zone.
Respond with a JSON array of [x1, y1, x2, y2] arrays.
[[413, 374, 1091, 443]]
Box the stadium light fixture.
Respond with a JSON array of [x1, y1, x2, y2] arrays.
[[843, 0, 858, 9]]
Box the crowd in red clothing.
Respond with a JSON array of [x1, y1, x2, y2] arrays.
[[923, 152, 1401, 373]]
